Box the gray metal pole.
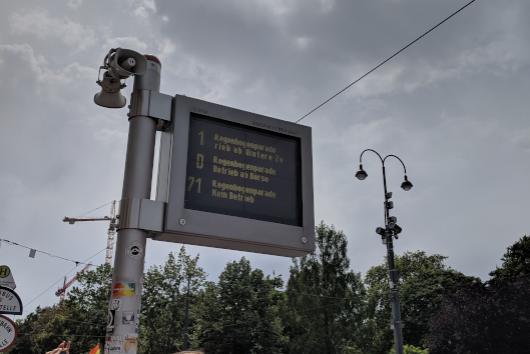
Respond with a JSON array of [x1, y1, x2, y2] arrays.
[[387, 236, 404, 354], [105, 56, 161, 350], [382, 166, 404, 354]]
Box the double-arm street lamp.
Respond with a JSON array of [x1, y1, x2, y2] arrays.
[[355, 149, 413, 354]]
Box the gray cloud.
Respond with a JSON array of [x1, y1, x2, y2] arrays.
[[1, 0, 529, 316]]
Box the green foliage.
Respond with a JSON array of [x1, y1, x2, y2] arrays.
[[139, 247, 207, 354], [489, 235, 530, 279], [11, 224, 503, 354], [365, 251, 479, 353], [7, 263, 112, 354], [192, 257, 285, 354], [6, 303, 70, 354], [389, 344, 429, 354], [280, 222, 368, 354], [65, 262, 113, 351], [428, 278, 530, 353]]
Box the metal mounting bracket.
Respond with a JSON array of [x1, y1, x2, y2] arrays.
[[127, 90, 173, 131], [118, 198, 165, 232]]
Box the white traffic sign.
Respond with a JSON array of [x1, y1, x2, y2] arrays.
[[0, 286, 23, 315], [0, 266, 15, 290], [0, 314, 18, 352]]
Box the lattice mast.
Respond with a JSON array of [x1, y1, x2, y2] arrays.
[[63, 200, 118, 264], [105, 200, 117, 264], [55, 262, 93, 300]]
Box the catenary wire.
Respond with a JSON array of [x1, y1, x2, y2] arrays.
[[0, 238, 95, 266], [75, 200, 116, 219], [295, 0, 476, 124], [18, 333, 107, 338], [23, 244, 112, 310], [58, 318, 107, 327], [1, 200, 118, 266]]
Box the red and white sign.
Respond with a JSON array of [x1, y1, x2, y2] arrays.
[[0, 314, 18, 352]]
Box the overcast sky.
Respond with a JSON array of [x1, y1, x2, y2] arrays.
[[1, 0, 529, 317]]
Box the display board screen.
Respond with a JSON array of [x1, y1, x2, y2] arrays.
[[184, 113, 302, 226]]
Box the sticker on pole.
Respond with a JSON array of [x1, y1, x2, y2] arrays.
[[106, 335, 124, 354], [110, 299, 122, 311], [113, 283, 136, 296], [0, 266, 16, 290], [125, 241, 143, 261], [124, 333, 138, 353], [0, 314, 18, 352], [122, 312, 135, 325], [0, 286, 23, 315]]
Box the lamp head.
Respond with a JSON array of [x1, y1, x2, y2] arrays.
[[401, 175, 413, 191], [355, 164, 368, 180]]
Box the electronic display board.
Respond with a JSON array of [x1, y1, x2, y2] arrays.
[[155, 95, 314, 257], [185, 114, 302, 226]]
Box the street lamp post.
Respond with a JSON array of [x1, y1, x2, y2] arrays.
[[355, 149, 413, 354]]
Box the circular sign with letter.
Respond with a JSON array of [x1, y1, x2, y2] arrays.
[[125, 241, 144, 261], [0, 314, 18, 352], [0, 267, 10, 278]]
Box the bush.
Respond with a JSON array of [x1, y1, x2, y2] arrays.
[[389, 344, 429, 354]]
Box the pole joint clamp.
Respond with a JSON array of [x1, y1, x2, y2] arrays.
[[118, 198, 166, 233], [127, 90, 173, 131]]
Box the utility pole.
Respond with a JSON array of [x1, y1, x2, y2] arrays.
[[382, 165, 404, 354], [355, 149, 413, 354], [105, 54, 161, 340]]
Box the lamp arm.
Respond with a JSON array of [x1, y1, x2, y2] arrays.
[[360, 149, 384, 165], [383, 154, 408, 174]]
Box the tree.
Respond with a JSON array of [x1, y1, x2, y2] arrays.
[[6, 303, 70, 354], [6, 263, 112, 354], [192, 257, 285, 354], [489, 235, 530, 279], [139, 247, 207, 354], [428, 278, 530, 353], [365, 251, 479, 353], [280, 222, 367, 354], [65, 262, 113, 352]]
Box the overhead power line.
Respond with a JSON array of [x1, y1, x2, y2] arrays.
[[75, 200, 116, 219], [1, 239, 93, 266], [19, 333, 107, 338], [295, 0, 476, 124], [23, 244, 111, 310]]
